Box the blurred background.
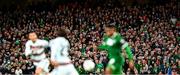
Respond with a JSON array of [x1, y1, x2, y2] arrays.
[[0, 0, 179, 75]]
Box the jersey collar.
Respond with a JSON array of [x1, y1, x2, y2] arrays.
[[111, 32, 118, 38]]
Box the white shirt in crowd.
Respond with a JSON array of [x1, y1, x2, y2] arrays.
[[15, 69, 23, 75]]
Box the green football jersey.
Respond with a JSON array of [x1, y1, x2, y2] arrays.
[[98, 32, 133, 61]]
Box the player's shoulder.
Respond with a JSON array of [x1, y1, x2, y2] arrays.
[[115, 32, 122, 38], [50, 37, 69, 45], [25, 40, 32, 45], [26, 40, 31, 44], [38, 39, 48, 42], [56, 37, 67, 41], [57, 37, 69, 44], [113, 32, 123, 41], [49, 37, 64, 43], [115, 32, 121, 36], [49, 38, 56, 44]]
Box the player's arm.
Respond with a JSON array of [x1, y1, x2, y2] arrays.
[[96, 36, 107, 51], [121, 39, 133, 61], [49, 40, 60, 67], [92, 42, 107, 52], [49, 40, 57, 61], [93, 37, 107, 51], [120, 39, 134, 69], [97, 42, 107, 50], [121, 40, 138, 74], [25, 42, 32, 57]]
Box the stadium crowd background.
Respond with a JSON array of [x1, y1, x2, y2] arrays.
[[0, 0, 179, 75]]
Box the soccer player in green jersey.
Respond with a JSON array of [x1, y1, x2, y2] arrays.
[[94, 25, 137, 74]]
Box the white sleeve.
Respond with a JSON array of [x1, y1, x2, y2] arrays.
[[25, 42, 32, 56], [120, 38, 128, 49], [20, 70, 22, 74], [50, 41, 57, 61], [42, 40, 49, 47], [15, 70, 18, 75]]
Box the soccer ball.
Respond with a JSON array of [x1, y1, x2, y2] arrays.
[[83, 59, 95, 71]]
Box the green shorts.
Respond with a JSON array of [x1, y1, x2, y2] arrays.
[[107, 58, 125, 74]]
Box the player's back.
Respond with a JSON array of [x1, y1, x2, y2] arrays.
[[49, 37, 71, 63]]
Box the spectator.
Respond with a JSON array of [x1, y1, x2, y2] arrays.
[[15, 67, 23, 75]]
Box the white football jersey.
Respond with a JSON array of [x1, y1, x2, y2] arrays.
[[49, 37, 71, 63], [25, 39, 48, 61]]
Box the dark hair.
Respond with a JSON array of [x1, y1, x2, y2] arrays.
[[105, 25, 115, 28], [28, 31, 37, 35], [28, 30, 36, 33], [29, 31, 36, 34], [57, 28, 67, 37]]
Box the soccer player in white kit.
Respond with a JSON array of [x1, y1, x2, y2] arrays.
[[25, 32, 49, 75], [49, 29, 79, 75]]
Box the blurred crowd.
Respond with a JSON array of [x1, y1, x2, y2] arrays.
[[0, 0, 179, 75]]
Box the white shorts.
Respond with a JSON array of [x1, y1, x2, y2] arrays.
[[33, 58, 50, 73], [49, 64, 79, 75]]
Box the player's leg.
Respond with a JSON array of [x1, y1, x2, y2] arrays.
[[33, 62, 43, 75], [67, 64, 79, 75], [36, 59, 50, 75], [113, 64, 123, 74], [35, 67, 44, 75], [105, 58, 124, 74], [114, 56, 125, 74], [49, 64, 79, 75], [105, 67, 112, 74], [105, 65, 123, 74], [48, 68, 59, 75], [105, 58, 115, 74], [49, 65, 68, 75]]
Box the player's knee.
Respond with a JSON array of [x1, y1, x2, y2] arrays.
[[105, 67, 112, 74], [35, 67, 43, 75], [45, 73, 50, 75]]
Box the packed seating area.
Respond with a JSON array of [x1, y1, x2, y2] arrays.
[[0, 0, 179, 74]]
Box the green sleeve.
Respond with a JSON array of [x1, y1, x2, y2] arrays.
[[97, 35, 108, 50], [124, 45, 133, 61], [119, 35, 133, 61], [98, 43, 107, 50]]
